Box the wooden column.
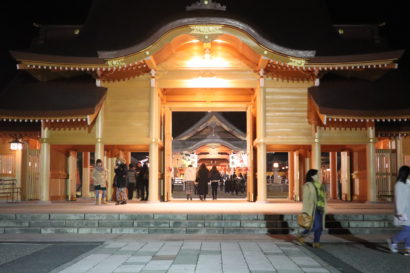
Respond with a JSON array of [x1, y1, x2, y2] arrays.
[[396, 136, 404, 169], [294, 151, 300, 201], [164, 108, 173, 201], [256, 70, 267, 202], [366, 126, 377, 202], [107, 156, 115, 200], [82, 152, 90, 198], [247, 105, 255, 201], [149, 70, 160, 202], [330, 151, 337, 199], [39, 123, 50, 202], [288, 152, 295, 200], [341, 151, 351, 201], [67, 151, 77, 200], [95, 106, 104, 161], [311, 128, 321, 170]]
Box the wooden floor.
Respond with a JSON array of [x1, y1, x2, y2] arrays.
[[0, 199, 394, 215]]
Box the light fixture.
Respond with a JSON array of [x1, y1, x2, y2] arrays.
[[9, 139, 23, 151], [273, 162, 279, 169]]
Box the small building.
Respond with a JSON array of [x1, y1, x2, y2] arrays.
[[1, 0, 409, 202]]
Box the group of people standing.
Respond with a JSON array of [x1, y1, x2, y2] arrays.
[[91, 158, 149, 205], [184, 163, 223, 201]]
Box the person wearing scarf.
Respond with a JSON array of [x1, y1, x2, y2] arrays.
[[297, 169, 327, 248]]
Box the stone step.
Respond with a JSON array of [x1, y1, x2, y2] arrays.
[[0, 213, 400, 235]]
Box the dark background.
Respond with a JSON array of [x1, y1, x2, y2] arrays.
[[1, 0, 409, 133]]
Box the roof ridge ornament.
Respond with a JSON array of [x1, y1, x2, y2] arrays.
[[186, 0, 227, 11]]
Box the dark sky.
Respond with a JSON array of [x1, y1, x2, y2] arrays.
[[1, 0, 409, 134]]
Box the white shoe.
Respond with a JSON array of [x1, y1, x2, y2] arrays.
[[387, 238, 398, 253]]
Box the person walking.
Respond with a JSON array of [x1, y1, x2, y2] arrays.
[[296, 169, 327, 248], [184, 165, 196, 200], [209, 165, 221, 200], [92, 159, 108, 205], [135, 161, 142, 200], [197, 163, 209, 201], [139, 163, 149, 201], [387, 165, 410, 255], [126, 163, 138, 200]]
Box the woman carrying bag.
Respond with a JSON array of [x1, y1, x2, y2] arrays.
[[296, 169, 327, 248]]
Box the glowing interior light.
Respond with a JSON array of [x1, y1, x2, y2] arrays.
[[186, 56, 230, 68], [186, 77, 230, 88]]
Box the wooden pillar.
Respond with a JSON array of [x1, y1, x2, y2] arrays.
[[341, 151, 351, 201], [39, 123, 50, 201], [294, 151, 300, 201], [67, 151, 77, 200], [330, 151, 337, 199], [311, 128, 321, 170], [95, 106, 104, 161], [82, 152, 90, 198], [256, 70, 267, 202], [288, 152, 294, 200], [149, 70, 160, 202], [164, 108, 172, 201], [367, 126, 377, 202], [124, 152, 131, 165], [396, 136, 404, 169], [247, 105, 255, 201], [107, 156, 115, 200]]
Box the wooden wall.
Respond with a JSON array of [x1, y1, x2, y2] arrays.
[[102, 76, 151, 145], [320, 128, 368, 145], [265, 80, 312, 144], [49, 149, 67, 200]]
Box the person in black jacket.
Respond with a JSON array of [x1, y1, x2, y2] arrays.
[[197, 163, 209, 201], [209, 165, 221, 200], [139, 163, 149, 201], [114, 160, 128, 205]]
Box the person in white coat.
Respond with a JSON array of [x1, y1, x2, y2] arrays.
[[184, 165, 196, 200], [387, 165, 410, 255]]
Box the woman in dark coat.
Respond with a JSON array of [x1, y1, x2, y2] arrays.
[[197, 163, 209, 201], [209, 165, 221, 200]]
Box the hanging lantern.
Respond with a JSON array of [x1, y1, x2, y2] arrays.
[[9, 139, 23, 151]]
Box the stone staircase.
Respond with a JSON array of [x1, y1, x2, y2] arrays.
[[0, 213, 399, 235]]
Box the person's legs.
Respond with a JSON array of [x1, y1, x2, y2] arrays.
[[313, 210, 323, 247], [101, 188, 107, 204]]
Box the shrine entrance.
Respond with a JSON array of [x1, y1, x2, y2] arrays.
[[170, 111, 248, 200]]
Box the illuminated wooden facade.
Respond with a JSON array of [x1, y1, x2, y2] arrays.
[[1, 0, 409, 202]]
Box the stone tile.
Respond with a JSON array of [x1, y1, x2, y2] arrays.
[[187, 214, 222, 220], [29, 220, 65, 227], [4, 227, 41, 234], [86, 254, 131, 273], [240, 242, 276, 272], [120, 214, 153, 220], [127, 255, 152, 263], [135, 220, 170, 228], [111, 228, 148, 234], [301, 268, 330, 272], [221, 242, 249, 273], [65, 220, 98, 227], [266, 254, 302, 271], [0, 214, 15, 220], [201, 242, 221, 251], [138, 242, 164, 253], [78, 228, 111, 234], [173, 253, 199, 265], [85, 214, 119, 220], [349, 221, 385, 228], [196, 254, 222, 273], [142, 260, 173, 270], [16, 214, 49, 220], [148, 228, 186, 234], [153, 214, 187, 220], [167, 264, 196, 273], [41, 227, 78, 234], [57, 254, 110, 273], [120, 242, 146, 251], [104, 242, 128, 248], [0, 220, 29, 227], [290, 256, 321, 267], [156, 241, 182, 256], [181, 241, 201, 250], [113, 264, 144, 273], [257, 242, 284, 254], [50, 214, 84, 220], [99, 220, 134, 227], [187, 228, 223, 234]]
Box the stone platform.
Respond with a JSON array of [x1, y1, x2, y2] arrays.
[[0, 200, 398, 235]]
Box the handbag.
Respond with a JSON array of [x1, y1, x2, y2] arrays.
[[297, 213, 312, 229]]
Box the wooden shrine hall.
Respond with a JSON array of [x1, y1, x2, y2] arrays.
[[1, 0, 409, 203]]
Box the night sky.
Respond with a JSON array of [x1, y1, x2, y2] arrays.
[[1, 0, 409, 133]]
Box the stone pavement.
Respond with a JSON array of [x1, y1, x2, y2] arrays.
[[46, 235, 338, 273]]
